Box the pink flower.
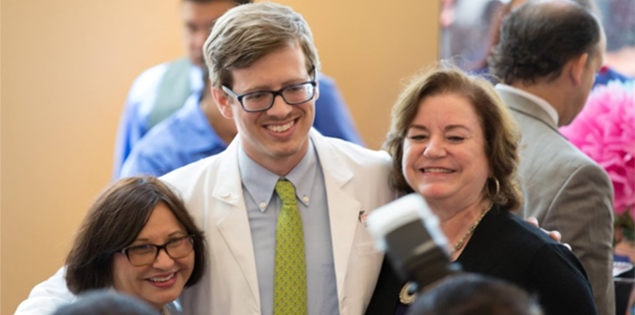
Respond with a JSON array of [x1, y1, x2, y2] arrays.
[[560, 80, 635, 217]]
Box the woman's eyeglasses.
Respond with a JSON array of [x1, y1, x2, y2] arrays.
[[118, 235, 195, 266]]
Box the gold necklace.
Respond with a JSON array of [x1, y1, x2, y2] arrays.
[[451, 201, 494, 254]]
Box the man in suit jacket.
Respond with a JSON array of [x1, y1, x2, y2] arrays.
[[159, 3, 394, 314], [489, 1, 614, 314]]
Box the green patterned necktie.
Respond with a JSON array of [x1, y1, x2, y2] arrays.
[[274, 179, 307, 315]]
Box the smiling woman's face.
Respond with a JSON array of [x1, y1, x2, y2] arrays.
[[402, 93, 490, 208], [111, 202, 195, 310]]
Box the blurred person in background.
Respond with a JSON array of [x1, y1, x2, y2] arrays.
[[452, 0, 633, 85], [489, 1, 614, 314]]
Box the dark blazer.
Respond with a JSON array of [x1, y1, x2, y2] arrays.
[[366, 207, 598, 315], [365, 257, 403, 315]]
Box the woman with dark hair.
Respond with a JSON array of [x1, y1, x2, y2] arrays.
[[16, 176, 206, 315], [366, 67, 597, 315]]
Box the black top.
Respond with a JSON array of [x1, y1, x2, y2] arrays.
[[366, 207, 598, 315]]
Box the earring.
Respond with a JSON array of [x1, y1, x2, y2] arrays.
[[490, 177, 500, 199]]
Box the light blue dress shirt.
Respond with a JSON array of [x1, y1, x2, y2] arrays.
[[119, 91, 227, 178], [238, 141, 339, 315], [113, 61, 203, 179]]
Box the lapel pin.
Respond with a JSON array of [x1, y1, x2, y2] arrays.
[[359, 210, 368, 227]]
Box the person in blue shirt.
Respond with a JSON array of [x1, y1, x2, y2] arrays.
[[120, 86, 225, 178], [114, 0, 362, 179]]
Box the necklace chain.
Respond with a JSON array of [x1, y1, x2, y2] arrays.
[[452, 202, 494, 253]]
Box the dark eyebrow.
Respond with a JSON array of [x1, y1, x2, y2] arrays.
[[168, 231, 187, 238], [241, 76, 312, 94], [131, 231, 186, 244]]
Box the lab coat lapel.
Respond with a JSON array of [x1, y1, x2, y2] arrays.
[[311, 130, 361, 299], [211, 140, 261, 307]]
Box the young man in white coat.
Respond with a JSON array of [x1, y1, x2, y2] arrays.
[[160, 2, 395, 314]]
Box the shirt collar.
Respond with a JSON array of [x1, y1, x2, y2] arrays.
[[496, 83, 559, 125], [189, 64, 205, 94], [238, 140, 317, 212]]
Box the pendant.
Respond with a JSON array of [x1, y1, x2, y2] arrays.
[[398, 281, 417, 305]]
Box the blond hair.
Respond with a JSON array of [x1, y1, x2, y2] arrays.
[[203, 2, 320, 89]]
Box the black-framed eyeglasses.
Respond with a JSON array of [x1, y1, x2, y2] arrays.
[[118, 235, 195, 267], [222, 69, 317, 113]]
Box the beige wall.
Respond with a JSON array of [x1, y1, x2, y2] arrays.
[[1, 0, 439, 313]]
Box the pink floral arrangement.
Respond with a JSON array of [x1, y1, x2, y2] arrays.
[[560, 80, 635, 218]]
